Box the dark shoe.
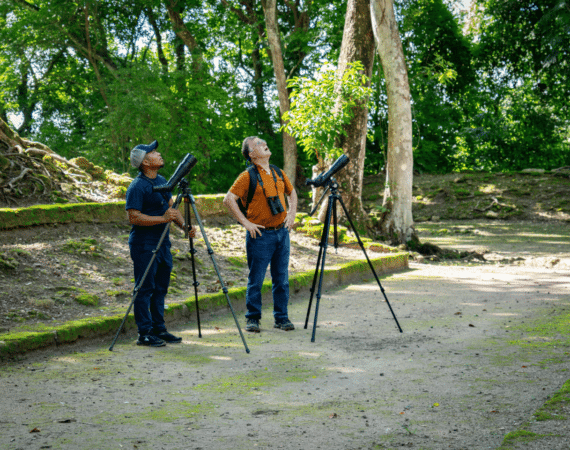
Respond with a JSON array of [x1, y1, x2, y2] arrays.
[[137, 334, 166, 347], [246, 318, 261, 333], [274, 319, 295, 331], [153, 330, 182, 343]]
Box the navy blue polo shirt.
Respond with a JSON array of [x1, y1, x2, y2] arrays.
[[125, 173, 172, 246]]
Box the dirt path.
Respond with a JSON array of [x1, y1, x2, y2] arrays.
[[1, 254, 569, 449]]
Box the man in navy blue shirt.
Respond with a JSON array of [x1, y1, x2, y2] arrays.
[[125, 141, 196, 347]]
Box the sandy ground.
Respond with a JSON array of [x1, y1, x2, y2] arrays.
[[1, 253, 569, 449]]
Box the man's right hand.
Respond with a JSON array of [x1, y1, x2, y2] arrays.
[[244, 220, 265, 239], [162, 207, 178, 223]]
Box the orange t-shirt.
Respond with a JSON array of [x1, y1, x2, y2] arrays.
[[230, 164, 294, 228]]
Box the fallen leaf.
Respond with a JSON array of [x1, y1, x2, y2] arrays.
[[454, 312, 462, 315], [30, 427, 41, 433], [469, 324, 475, 327], [399, 412, 405, 415], [432, 403, 439, 407], [522, 366, 527, 368], [329, 413, 338, 419]]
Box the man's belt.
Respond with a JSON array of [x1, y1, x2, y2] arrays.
[[264, 223, 285, 231]]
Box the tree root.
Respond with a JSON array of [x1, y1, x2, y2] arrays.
[[475, 196, 513, 212], [25, 148, 80, 169], [6, 168, 31, 189], [408, 239, 487, 262]]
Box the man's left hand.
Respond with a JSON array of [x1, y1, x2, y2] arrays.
[[284, 213, 295, 231]]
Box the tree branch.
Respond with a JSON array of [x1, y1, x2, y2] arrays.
[[165, 0, 198, 51], [221, 0, 253, 24], [145, 7, 169, 71]]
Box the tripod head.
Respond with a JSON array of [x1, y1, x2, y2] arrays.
[[309, 177, 339, 217]]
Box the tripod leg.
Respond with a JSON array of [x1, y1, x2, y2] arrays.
[[109, 192, 185, 351], [333, 199, 338, 252], [337, 197, 403, 333], [187, 195, 250, 353], [185, 198, 202, 338], [311, 195, 335, 343], [304, 226, 326, 329]]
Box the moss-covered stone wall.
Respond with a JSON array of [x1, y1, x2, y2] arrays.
[[0, 194, 226, 230]]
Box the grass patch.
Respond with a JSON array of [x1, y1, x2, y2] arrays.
[[509, 309, 570, 349], [535, 379, 570, 420], [227, 256, 247, 268], [105, 289, 130, 298], [499, 430, 548, 447], [61, 237, 103, 257]]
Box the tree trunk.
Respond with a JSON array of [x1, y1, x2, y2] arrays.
[[165, 0, 204, 74], [316, 0, 375, 231], [263, 0, 297, 186], [146, 7, 169, 74], [370, 0, 415, 244], [252, 31, 275, 138]]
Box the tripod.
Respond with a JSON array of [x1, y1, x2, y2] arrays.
[[304, 177, 403, 342], [109, 179, 250, 353]]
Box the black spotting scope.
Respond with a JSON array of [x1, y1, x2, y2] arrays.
[[153, 153, 198, 192], [305, 154, 350, 188]]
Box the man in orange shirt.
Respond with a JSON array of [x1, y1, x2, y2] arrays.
[[223, 137, 298, 332]]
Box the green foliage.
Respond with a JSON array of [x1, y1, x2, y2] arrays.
[[465, 0, 570, 171], [283, 62, 373, 161], [1, 0, 569, 182]]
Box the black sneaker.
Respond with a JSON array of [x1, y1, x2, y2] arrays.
[[274, 319, 295, 331], [153, 330, 182, 343], [246, 318, 261, 333], [137, 334, 166, 347]]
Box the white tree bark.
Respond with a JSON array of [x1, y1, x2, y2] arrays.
[[370, 0, 415, 243], [263, 0, 297, 186]]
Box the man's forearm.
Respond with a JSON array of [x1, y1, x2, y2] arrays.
[[129, 212, 168, 227], [224, 196, 249, 226], [287, 190, 298, 217]]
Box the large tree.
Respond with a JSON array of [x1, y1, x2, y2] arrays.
[[331, 0, 375, 229], [263, 0, 298, 186], [370, 0, 414, 244]]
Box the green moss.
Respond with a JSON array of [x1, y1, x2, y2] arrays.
[[75, 293, 99, 306], [105, 289, 130, 298], [509, 309, 570, 348], [533, 410, 563, 421], [9, 248, 31, 256], [194, 352, 325, 396], [535, 379, 570, 420], [499, 430, 547, 447], [0, 252, 18, 270]]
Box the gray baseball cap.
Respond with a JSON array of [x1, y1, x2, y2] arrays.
[[130, 140, 158, 169]]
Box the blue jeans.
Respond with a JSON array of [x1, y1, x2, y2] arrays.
[[129, 241, 173, 335], [245, 227, 290, 321]]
